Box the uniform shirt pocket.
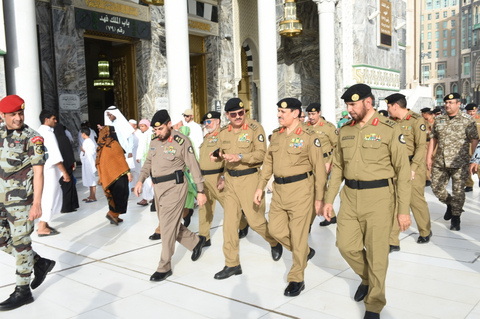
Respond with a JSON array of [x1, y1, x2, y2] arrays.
[[341, 139, 356, 161], [362, 140, 382, 163]]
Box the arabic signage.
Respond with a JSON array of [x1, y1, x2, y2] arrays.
[[378, 0, 392, 48], [75, 8, 151, 40]]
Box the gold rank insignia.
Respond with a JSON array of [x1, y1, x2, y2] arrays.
[[21, 103, 25, 110], [281, 102, 287, 108], [239, 102, 244, 107], [351, 94, 359, 102], [448, 94, 453, 99], [155, 122, 160, 127], [384, 99, 388, 104], [207, 113, 212, 118], [312, 108, 317, 112]]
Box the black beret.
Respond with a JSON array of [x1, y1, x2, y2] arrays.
[[432, 107, 442, 114], [384, 93, 406, 105], [202, 111, 221, 122], [465, 103, 478, 111], [443, 92, 461, 101], [225, 98, 245, 112], [378, 110, 389, 117], [277, 98, 302, 110], [341, 84, 372, 102], [151, 110, 171, 127], [305, 102, 321, 112], [420, 107, 432, 114]]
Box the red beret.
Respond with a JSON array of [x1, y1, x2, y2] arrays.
[[0, 95, 25, 113]]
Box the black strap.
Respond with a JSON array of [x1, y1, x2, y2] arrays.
[[227, 168, 258, 177], [274, 171, 313, 185], [408, 155, 414, 162], [344, 179, 389, 190], [323, 151, 332, 158], [201, 168, 224, 175], [151, 172, 181, 184]]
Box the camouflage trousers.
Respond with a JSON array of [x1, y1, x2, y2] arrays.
[[431, 165, 469, 216], [0, 205, 37, 286]]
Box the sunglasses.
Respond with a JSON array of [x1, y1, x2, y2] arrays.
[[204, 120, 213, 124], [228, 110, 245, 118]]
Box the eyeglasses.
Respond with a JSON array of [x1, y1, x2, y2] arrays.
[[299, 116, 305, 119], [183, 114, 192, 118], [228, 110, 245, 118], [204, 120, 213, 124]]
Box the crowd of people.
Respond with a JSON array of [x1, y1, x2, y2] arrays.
[[1, 85, 480, 319]]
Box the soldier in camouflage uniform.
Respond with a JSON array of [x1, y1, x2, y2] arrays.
[[427, 93, 479, 231], [0, 95, 56, 311], [464, 103, 480, 192]]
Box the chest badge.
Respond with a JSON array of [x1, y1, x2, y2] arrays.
[[164, 146, 176, 155], [364, 134, 381, 141], [238, 133, 251, 143], [290, 137, 304, 148]]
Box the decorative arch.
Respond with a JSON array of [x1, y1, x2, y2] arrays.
[[435, 84, 445, 106], [238, 39, 259, 119], [242, 41, 254, 76], [451, 82, 458, 93], [462, 80, 470, 104]]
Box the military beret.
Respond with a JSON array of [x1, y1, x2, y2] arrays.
[[420, 107, 432, 114], [0, 95, 25, 113], [277, 98, 302, 110], [202, 111, 221, 122], [151, 110, 171, 127], [225, 98, 245, 112], [341, 84, 372, 102], [465, 103, 478, 111], [384, 93, 406, 105], [378, 110, 389, 117], [443, 92, 461, 101], [305, 102, 321, 112], [432, 107, 442, 114]]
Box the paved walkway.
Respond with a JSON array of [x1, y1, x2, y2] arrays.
[[1, 173, 480, 319]]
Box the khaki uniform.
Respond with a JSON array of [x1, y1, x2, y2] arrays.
[[217, 118, 277, 267], [198, 128, 247, 241], [465, 115, 480, 187], [257, 124, 327, 282], [324, 112, 410, 313], [430, 113, 479, 216], [389, 111, 431, 245], [425, 118, 435, 182], [0, 125, 45, 286], [138, 132, 204, 273]]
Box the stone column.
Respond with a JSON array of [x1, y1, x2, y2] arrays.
[[3, 0, 42, 128], [257, 0, 278, 136], [314, 0, 337, 124], [164, 0, 191, 124]]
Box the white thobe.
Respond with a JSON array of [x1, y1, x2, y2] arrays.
[[80, 138, 97, 187]]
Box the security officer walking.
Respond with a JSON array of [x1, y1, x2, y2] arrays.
[[254, 98, 327, 297], [134, 110, 207, 282], [427, 93, 479, 231], [464, 103, 480, 192], [323, 84, 411, 319], [198, 111, 248, 246], [212, 98, 282, 280], [385, 93, 432, 252], [0, 95, 56, 311]]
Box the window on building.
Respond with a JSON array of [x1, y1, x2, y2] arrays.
[[452, 48, 456, 56], [444, 39, 448, 47], [443, 50, 448, 57], [422, 65, 430, 82], [452, 29, 457, 37], [436, 50, 440, 58], [435, 0, 441, 8], [463, 56, 471, 75], [452, 10, 456, 16], [451, 38, 456, 46], [437, 63, 446, 79], [443, 21, 448, 28], [428, 32, 432, 40], [421, 43, 424, 50], [436, 85, 445, 105], [443, 11, 448, 18], [428, 42, 432, 49], [428, 24, 432, 30], [452, 83, 458, 93], [452, 20, 456, 27], [436, 22, 440, 29], [421, 15, 424, 22], [428, 14, 432, 20], [436, 12, 440, 19], [443, 0, 448, 6], [427, 0, 433, 9], [436, 31, 440, 38], [436, 41, 440, 48], [443, 30, 448, 37]]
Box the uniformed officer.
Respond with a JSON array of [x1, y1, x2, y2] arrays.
[[322, 84, 411, 319], [305, 102, 338, 226], [464, 103, 480, 192], [420, 107, 435, 187], [198, 111, 248, 246], [385, 93, 432, 252], [254, 98, 327, 297], [0, 95, 56, 311], [134, 110, 207, 282], [427, 93, 479, 231], [212, 98, 281, 280]]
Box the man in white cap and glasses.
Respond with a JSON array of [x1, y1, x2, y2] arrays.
[[182, 109, 203, 159]]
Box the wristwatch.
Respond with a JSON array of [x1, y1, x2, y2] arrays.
[[197, 190, 205, 194]]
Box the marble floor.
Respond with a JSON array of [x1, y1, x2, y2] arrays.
[[1, 174, 480, 319]]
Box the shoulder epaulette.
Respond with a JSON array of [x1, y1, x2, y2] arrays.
[[174, 135, 185, 145], [220, 124, 229, 132], [379, 116, 397, 128], [303, 126, 315, 135], [343, 119, 355, 127], [409, 112, 421, 119], [248, 120, 259, 131], [272, 126, 282, 133]]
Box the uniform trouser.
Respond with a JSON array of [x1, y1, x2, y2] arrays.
[[431, 165, 469, 216], [311, 170, 335, 224], [0, 205, 37, 286], [465, 147, 479, 187], [198, 173, 247, 241], [154, 181, 200, 272], [336, 184, 394, 313], [268, 175, 314, 282], [223, 172, 278, 267], [390, 166, 431, 245]]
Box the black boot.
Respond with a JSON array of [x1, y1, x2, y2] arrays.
[[31, 257, 56, 289], [183, 209, 194, 227], [450, 215, 461, 231], [444, 204, 452, 220], [0, 285, 33, 311]]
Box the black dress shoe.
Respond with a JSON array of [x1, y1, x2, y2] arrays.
[[389, 245, 400, 253], [417, 231, 432, 244], [214, 265, 242, 279], [271, 243, 283, 261], [354, 283, 369, 302], [465, 186, 473, 192], [150, 270, 172, 282], [149, 233, 161, 240], [191, 235, 206, 261], [319, 216, 337, 226], [238, 225, 249, 239], [183, 209, 194, 227], [307, 247, 315, 261], [364, 311, 380, 319], [204, 239, 211, 247], [450, 216, 461, 231], [31, 257, 56, 290], [284, 281, 305, 297], [0, 285, 33, 311], [444, 204, 452, 220]]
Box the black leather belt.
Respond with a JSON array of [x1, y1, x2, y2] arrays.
[[201, 168, 224, 175], [227, 168, 258, 177], [345, 178, 389, 190], [274, 171, 313, 184], [151, 171, 183, 184], [323, 151, 333, 158], [408, 155, 414, 162]]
